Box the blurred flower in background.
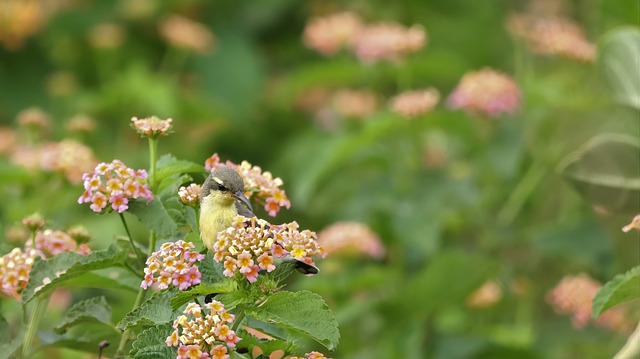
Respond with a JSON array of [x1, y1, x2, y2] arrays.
[[546, 273, 633, 332], [87, 22, 126, 49], [40, 140, 99, 183], [0, 0, 45, 50], [303, 11, 363, 56], [507, 14, 596, 62], [331, 88, 377, 119], [158, 14, 215, 54], [317, 221, 384, 259], [351, 22, 426, 64], [622, 214, 640, 232], [66, 114, 97, 134], [390, 88, 440, 119], [0, 127, 16, 154], [466, 280, 503, 308], [16, 107, 50, 133], [447, 68, 520, 118]]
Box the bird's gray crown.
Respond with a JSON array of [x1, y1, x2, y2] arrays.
[[201, 165, 245, 198]]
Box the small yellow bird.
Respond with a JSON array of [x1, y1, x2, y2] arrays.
[[199, 165, 317, 274], [199, 165, 253, 253]]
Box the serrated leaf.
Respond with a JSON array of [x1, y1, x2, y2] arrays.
[[217, 291, 254, 310], [557, 133, 640, 214], [185, 205, 199, 233], [600, 27, 640, 109], [199, 253, 225, 284], [129, 197, 179, 238], [169, 281, 237, 310], [130, 322, 175, 359], [400, 251, 500, 317], [246, 290, 340, 351], [22, 245, 126, 304], [55, 296, 112, 334], [116, 289, 179, 331], [592, 266, 640, 318]]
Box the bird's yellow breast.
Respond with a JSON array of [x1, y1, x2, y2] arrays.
[[199, 192, 237, 252]]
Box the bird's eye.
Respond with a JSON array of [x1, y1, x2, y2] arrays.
[[217, 183, 226, 191]]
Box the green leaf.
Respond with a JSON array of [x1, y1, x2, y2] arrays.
[[169, 281, 237, 310], [246, 290, 340, 351], [63, 269, 141, 292], [129, 197, 179, 238], [55, 296, 112, 334], [199, 253, 226, 284], [399, 251, 500, 317], [0, 328, 23, 359], [592, 266, 640, 318], [22, 245, 126, 304], [116, 289, 180, 331], [557, 133, 640, 214], [600, 27, 640, 109], [216, 291, 254, 310], [155, 154, 205, 181], [130, 322, 175, 359]]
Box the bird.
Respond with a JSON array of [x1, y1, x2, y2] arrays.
[[199, 165, 318, 275]]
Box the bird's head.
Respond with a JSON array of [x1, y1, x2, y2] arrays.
[[201, 165, 253, 211]]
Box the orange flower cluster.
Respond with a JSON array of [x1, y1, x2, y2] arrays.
[[205, 154, 290, 217], [290, 352, 333, 359]]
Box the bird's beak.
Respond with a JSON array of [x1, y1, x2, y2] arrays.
[[233, 190, 253, 213]]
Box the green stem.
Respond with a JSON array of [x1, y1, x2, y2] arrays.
[[497, 161, 546, 226], [148, 137, 158, 192], [119, 213, 145, 263], [231, 310, 246, 332], [21, 295, 49, 358]]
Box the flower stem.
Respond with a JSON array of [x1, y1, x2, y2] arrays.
[[497, 160, 546, 226], [21, 295, 49, 358], [119, 213, 145, 263], [148, 137, 158, 192], [231, 310, 246, 332]]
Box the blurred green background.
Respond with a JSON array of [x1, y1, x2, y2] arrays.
[[1, 0, 639, 358]]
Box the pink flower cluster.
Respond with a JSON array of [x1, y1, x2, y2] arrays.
[[447, 68, 520, 118], [389, 88, 440, 119], [302, 11, 426, 64], [204, 154, 290, 217], [546, 273, 632, 332], [78, 160, 153, 213], [131, 116, 173, 138], [179, 183, 202, 206], [141, 240, 204, 290], [35, 229, 91, 257], [166, 301, 241, 359], [1, 217, 92, 300], [213, 216, 323, 283], [507, 14, 596, 62], [317, 221, 384, 259]]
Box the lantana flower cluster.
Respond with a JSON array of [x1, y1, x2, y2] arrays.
[[213, 216, 324, 283], [205, 153, 291, 217], [78, 159, 153, 213], [141, 240, 204, 290], [131, 116, 173, 138], [317, 221, 384, 259], [0, 247, 39, 299], [507, 14, 596, 62], [447, 67, 520, 118], [389, 88, 440, 119], [179, 183, 202, 206], [166, 301, 241, 359], [1, 217, 92, 300], [546, 273, 632, 332], [302, 11, 426, 64]]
